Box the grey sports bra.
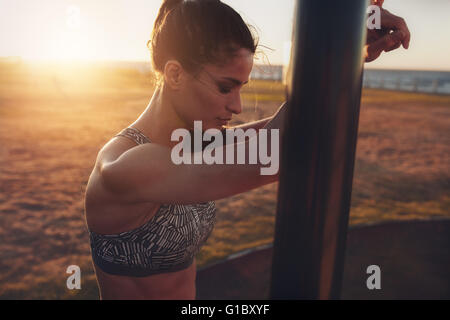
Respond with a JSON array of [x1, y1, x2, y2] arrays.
[[88, 127, 217, 277]]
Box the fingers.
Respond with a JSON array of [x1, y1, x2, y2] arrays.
[[365, 30, 404, 62], [380, 9, 411, 49], [401, 22, 411, 49], [393, 17, 410, 49], [370, 33, 391, 55], [365, 6, 411, 62], [364, 45, 380, 63], [385, 41, 402, 52]]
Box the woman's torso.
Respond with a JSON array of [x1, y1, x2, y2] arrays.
[[84, 127, 216, 299]]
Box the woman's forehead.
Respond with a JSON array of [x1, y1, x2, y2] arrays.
[[204, 48, 254, 81]]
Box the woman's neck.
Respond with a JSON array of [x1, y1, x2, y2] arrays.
[[130, 85, 188, 148]]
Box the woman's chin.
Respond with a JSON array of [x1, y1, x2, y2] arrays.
[[202, 122, 226, 131]]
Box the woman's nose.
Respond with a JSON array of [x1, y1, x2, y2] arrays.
[[226, 93, 242, 115]]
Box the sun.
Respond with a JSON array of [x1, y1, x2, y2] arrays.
[[45, 5, 96, 62], [48, 30, 94, 61]]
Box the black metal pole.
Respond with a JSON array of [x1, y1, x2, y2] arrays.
[[270, 0, 368, 299]]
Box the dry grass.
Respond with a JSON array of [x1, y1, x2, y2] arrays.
[[0, 61, 448, 299]]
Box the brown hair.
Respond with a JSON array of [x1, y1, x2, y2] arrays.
[[148, 0, 258, 83]]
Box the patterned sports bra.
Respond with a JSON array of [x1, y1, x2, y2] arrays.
[[88, 127, 217, 277]]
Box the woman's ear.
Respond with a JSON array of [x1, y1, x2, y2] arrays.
[[163, 60, 184, 90]]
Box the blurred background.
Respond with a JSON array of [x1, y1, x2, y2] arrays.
[[0, 0, 448, 299]]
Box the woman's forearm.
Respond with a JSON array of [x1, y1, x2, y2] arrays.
[[263, 101, 287, 141], [230, 101, 287, 134], [231, 116, 272, 131]]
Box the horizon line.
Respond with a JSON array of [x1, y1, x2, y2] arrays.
[[1, 56, 449, 73]]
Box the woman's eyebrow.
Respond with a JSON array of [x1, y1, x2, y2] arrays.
[[220, 77, 249, 86]]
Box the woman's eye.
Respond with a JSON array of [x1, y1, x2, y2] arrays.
[[218, 86, 232, 94]]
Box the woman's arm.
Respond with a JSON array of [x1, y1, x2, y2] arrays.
[[230, 100, 288, 132], [230, 101, 287, 134], [263, 101, 287, 141], [231, 116, 272, 131], [219, 102, 286, 146], [99, 129, 279, 205]]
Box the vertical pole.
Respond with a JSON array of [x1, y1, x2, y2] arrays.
[[270, 0, 368, 299]]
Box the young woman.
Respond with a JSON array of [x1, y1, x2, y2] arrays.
[[84, 0, 409, 299]]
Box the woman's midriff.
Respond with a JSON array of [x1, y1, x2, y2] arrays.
[[93, 258, 197, 300]]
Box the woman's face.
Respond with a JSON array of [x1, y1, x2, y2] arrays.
[[174, 48, 254, 131]]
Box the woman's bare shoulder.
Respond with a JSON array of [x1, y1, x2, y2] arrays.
[[84, 137, 160, 229], [86, 136, 150, 206], [96, 136, 140, 167]]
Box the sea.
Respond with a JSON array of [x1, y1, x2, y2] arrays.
[[363, 69, 450, 95]]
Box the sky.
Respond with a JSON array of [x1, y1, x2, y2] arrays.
[[0, 0, 449, 71]]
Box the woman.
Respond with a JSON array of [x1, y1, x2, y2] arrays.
[[84, 0, 281, 300], [84, 0, 409, 300]]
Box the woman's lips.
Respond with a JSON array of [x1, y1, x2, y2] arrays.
[[217, 117, 231, 123]]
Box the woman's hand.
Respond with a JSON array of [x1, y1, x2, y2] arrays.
[[364, 0, 411, 62]]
